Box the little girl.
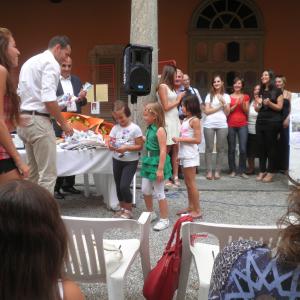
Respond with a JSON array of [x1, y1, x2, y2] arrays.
[[172, 95, 202, 219], [141, 102, 172, 231], [109, 100, 143, 219]]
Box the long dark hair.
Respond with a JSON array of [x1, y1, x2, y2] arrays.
[[0, 180, 68, 300], [277, 185, 300, 266], [158, 64, 177, 91], [0, 28, 20, 125], [260, 69, 276, 92], [182, 94, 201, 119]]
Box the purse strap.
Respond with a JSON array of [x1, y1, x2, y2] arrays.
[[165, 216, 193, 252]]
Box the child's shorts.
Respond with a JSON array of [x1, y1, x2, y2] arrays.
[[180, 155, 200, 168], [142, 178, 165, 200]]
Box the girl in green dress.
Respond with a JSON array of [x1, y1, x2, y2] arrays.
[[141, 102, 172, 231]]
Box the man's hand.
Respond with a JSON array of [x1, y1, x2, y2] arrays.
[[61, 122, 73, 136], [78, 89, 87, 100]]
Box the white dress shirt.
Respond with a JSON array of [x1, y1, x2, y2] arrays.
[[60, 75, 74, 96], [18, 50, 60, 114]]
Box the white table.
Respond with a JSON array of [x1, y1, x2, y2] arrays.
[[19, 147, 119, 209]]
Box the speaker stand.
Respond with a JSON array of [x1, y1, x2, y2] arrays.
[[131, 94, 138, 207]]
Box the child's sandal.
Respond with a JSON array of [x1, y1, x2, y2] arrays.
[[120, 209, 133, 219]]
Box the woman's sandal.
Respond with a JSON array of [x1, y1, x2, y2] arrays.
[[262, 173, 274, 183], [206, 172, 213, 180], [214, 172, 221, 180]]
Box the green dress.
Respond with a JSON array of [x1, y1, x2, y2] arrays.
[[140, 124, 172, 181]]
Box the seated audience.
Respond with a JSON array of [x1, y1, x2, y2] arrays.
[[0, 180, 84, 300], [209, 181, 300, 299]]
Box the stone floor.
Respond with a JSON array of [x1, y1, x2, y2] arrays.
[[58, 169, 291, 300]]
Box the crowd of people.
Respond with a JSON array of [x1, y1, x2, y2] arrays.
[[0, 26, 299, 299]]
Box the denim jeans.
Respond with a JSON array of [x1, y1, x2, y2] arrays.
[[227, 126, 248, 173]]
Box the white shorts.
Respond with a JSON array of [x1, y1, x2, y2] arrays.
[[180, 156, 200, 168], [141, 178, 165, 200]]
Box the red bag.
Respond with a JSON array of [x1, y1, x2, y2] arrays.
[[143, 215, 193, 300]]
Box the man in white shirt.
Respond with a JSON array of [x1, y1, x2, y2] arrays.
[[17, 35, 73, 194]]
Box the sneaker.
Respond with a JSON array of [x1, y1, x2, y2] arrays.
[[240, 173, 249, 179], [153, 218, 170, 231], [113, 208, 124, 217], [150, 211, 158, 223]]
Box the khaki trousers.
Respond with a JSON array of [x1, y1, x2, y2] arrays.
[[17, 115, 57, 194]]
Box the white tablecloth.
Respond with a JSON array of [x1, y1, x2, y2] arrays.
[[19, 147, 118, 209]]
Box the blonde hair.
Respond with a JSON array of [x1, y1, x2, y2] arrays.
[[145, 102, 165, 128]]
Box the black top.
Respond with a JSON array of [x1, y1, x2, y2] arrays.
[[256, 88, 283, 123], [282, 98, 290, 120]]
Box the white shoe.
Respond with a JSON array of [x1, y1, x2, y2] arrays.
[[150, 211, 158, 223], [153, 219, 170, 231]]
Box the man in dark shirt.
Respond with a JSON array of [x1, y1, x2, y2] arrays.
[[54, 57, 87, 199]]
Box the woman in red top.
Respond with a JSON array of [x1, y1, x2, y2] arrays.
[[0, 28, 29, 183], [227, 77, 250, 178]]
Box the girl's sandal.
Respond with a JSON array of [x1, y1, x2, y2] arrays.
[[120, 209, 133, 219], [176, 207, 192, 216], [113, 208, 124, 217], [173, 176, 181, 187]]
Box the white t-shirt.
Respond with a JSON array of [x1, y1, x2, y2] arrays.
[[109, 122, 143, 161], [203, 93, 231, 128], [248, 101, 258, 134]]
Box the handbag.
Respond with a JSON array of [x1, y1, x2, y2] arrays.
[[143, 215, 193, 300]]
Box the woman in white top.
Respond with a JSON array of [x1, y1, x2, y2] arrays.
[[246, 84, 260, 174], [203, 75, 230, 180], [157, 65, 185, 187], [0, 180, 84, 300]]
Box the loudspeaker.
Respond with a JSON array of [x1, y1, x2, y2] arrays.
[[123, 44, 153, 97]]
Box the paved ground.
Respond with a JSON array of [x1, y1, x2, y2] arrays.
[[58, 168, 291, 300]]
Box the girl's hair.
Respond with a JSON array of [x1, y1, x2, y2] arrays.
[[275, 75, 287, 87], [260, 69, 276, 92], [158, 64, 177, 90], [233, 77, 245, 92], [0, 180, 68, 300], [277, 186, 300, 266], [0, 28, 20, 126], [145, 102, 165, 128], [182, 94, 201, 119], [113, 100, 131, 117], [209, 74, 225, 101]]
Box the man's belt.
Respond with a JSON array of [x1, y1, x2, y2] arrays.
[[21, 110, 50, 118]]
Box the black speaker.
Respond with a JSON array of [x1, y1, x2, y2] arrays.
[[123, 44, 153, 97]]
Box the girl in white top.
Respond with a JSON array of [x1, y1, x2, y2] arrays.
[[109, 100, 143, 219], [172, 95, 202, 219], [203, 75, 230, 180], [157, 65, 185, 187]]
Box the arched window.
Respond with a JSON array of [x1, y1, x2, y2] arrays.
[[189, 0, 264, 97]]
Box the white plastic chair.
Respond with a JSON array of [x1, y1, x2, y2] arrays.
[[62, 212, 151, 300], [176, 222, 280, 300]]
